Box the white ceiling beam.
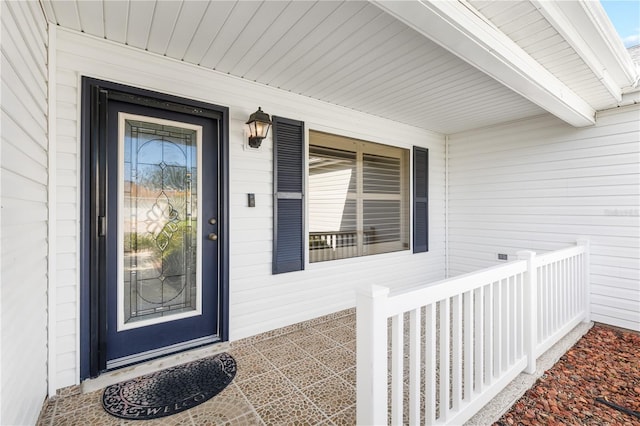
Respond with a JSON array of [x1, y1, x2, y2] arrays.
[[373, 0, 596, 127], [556, 1, 639, 91], [532, 0, 621, 103]]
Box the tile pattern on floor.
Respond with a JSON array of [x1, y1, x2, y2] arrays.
[[37, 312, 357, 426]]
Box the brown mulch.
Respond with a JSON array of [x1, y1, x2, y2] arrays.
[[495, 324, 640, 426]]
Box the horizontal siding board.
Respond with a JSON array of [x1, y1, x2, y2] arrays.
[[1, 2, 49, 424], [591, 314, 640, 332], [3, 2, 47, 74], [449, 109, 640, 331], [1, 67, 47, 141], [449, 163, 640, 187], [449, 196, 639, 209], [27, 0, 48, 42], [449, 213, 640, 228], [5, 1, 47, 68], [56, 85, 77, 103], [451, 120, 640, 161], [1, 14, 47, 98], [57, 319, 76, 337], [1, 117, 48, 169], [591, 285, 640, 301], [450, 141, 640, 173]]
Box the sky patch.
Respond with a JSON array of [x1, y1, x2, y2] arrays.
[[600, 0, 640, 48]]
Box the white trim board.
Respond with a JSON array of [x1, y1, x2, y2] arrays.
[[372, 0, 596, 127]]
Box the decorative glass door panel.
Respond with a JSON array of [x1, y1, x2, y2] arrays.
[[119, 113, 203, 330]]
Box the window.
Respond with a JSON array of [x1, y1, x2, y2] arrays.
[[308, 131, 409, 262]]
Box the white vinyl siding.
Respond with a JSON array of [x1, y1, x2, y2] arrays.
[[53, 28, 446, 389], [447, 107, 640, 331], [1, 1, 49, 424]]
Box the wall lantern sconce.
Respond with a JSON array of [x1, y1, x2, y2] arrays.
[[246, 107, 272, 148]]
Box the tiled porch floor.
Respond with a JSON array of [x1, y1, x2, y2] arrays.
[[38, 312, 358, 425]]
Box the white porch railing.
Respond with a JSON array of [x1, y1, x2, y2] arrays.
[[356, 239, 589, 425]]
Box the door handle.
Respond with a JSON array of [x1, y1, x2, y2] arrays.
[[208, 233, 218, 241]]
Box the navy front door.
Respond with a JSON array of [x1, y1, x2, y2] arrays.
[[84, 80, 226, 372], [105, 99, 219, 368]]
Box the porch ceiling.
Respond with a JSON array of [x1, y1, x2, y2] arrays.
[[41, 0, 632, 134]]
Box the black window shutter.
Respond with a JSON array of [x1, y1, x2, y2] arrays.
[[273, 116, 305, 274], [413, 147, 429, 253]]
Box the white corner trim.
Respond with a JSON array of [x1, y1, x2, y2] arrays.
[[531, 0, 622, 103], [47, 23, 58, 397], [373, 0, 596, 128]]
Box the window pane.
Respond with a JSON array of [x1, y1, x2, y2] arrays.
[[363, 200, 402, 251], [308, 132, 409, 262], [122, 118, 199, 327], [309, 145, 357, 262], [363, 154, 400, 194]]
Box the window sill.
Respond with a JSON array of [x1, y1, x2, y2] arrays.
[[305, 248, 412, 270]]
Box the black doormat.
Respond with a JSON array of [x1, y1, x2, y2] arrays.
[[102, 353, 236, 420]]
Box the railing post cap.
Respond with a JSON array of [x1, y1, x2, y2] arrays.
[[356, 284, 390, 298], [517, 250, 536, 259]]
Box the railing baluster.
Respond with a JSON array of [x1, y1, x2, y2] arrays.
[[571, 256, 576, 316], [508, 276, 514, 365], [452, 295, 462, 411], [518, 273, 524, 359], [502, 278, 510, 369], [463, 290, 473, 402], [391, 314, 403, 426], [474, 286, 484, 395], [545, 263, 551, 340], [549, 262, 560, 335], [493, 281, 502, 375], [537, 265, 543, 344], [440, 299, 450, 422], [425, 303, 437, 424], [409, 308, 421, 426], [563, 258, 568, 323], [560, 259, 565, 327], [484, 283, 493, 386], [575, 254, 580, 311]]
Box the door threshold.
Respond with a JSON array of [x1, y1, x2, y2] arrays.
[[81, 340, 230, 394]]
